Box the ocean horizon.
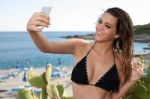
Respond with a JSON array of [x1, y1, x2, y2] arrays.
[[0, 31, 149, 69]]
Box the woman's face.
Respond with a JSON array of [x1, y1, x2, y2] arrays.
[[95, 12, 119, 42]]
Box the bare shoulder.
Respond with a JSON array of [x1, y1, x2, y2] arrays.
[[115, 51, 123, 64], [72, 38, 90, 56], [70, 38, 89, 44], [114, 50, 123, 64], [69, 38, 89, 48]]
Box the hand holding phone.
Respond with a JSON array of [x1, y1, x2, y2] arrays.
[[38, 7, 52, 29]]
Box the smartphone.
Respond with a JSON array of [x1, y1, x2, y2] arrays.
[[41, 6, 52, 15], [38, 7, 52, 29]]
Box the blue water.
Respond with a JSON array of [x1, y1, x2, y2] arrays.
[[0, 31, 149, 69], [0, 31, 93, 69]]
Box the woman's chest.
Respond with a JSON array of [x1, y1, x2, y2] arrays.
[[86, 55, 115, 84]]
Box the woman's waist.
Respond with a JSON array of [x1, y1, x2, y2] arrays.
[[72, 83, 108, 99]]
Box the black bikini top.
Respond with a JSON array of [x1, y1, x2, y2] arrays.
[[71, 43, 120, 92]]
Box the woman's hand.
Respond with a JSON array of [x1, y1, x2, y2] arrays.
[[111, 61, 144, 99], [27, 12, 50, 33], [129, 61, 144, 83]]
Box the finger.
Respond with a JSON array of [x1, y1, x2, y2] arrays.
[[132, 61, 141, 64], [132, 63, 143, 69], [140, 67, 144, 74], [33, 12, 49, 19], [36, 16, 50, 25], [35, 20, 49, 27], [139, 70, 143, 78], [136, 68, 143, 77], [32, 12, 50, 24], [30, 25, 43, 32], [132, 67, 142, 74], [134, 61, 143, 66], [29, 19, 49, 28], [27, 21, 44, 32], [31, 15, 50, 26], [133, 65, 143, 70]]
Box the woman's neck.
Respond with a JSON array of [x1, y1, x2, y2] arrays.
[[93, 41, 113, 56]]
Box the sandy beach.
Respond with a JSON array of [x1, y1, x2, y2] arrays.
[[0, 67, 73, 99]]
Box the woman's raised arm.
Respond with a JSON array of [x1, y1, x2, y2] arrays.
[[27, 12, 87, 55]]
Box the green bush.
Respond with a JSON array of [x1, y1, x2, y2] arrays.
[[17, 64, 73, 99]]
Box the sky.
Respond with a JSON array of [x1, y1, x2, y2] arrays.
[[0, 0, 150, 31]]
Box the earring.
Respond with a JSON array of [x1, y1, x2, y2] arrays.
[[116, 41, 119, 52], [116, 41, 123, 53]]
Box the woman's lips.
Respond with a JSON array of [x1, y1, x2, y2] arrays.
[[97, 32, 102, 36]]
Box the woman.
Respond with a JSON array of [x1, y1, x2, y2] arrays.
[[27, 7, 143, 99]]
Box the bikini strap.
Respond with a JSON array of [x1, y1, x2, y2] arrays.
[[86, 41, 96, 56], [112, 50, 116, 64]]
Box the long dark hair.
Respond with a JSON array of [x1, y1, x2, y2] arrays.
[[106, 7, 134, 84]]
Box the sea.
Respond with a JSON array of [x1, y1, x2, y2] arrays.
[[0, 31, 149, 69]]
